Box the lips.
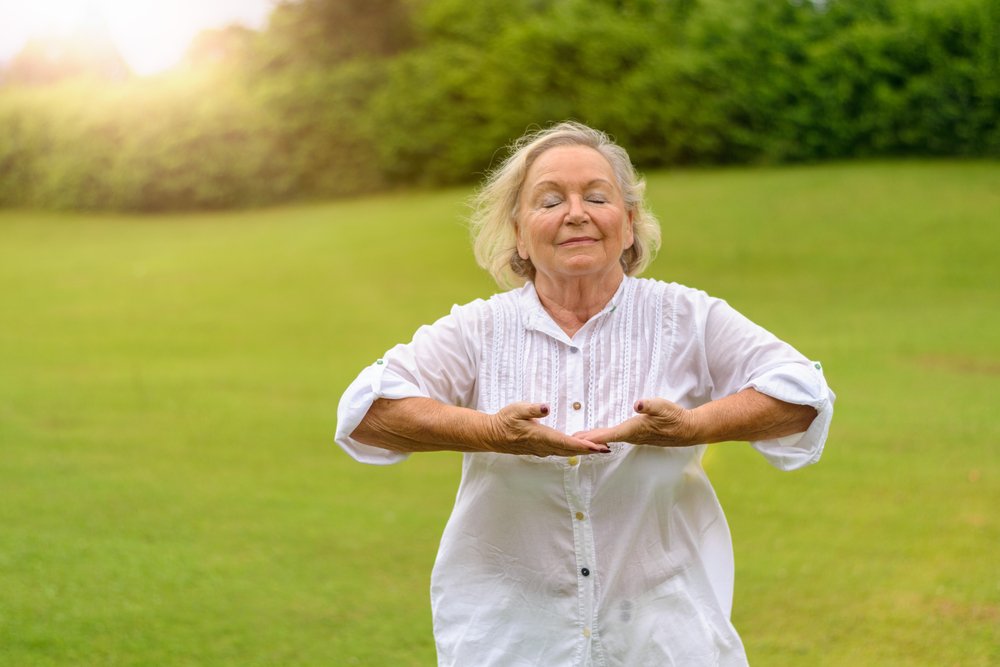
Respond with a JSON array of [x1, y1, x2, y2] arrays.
[[558, 236, 598, 246]]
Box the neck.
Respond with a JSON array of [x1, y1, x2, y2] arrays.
[[533, 270, 625, 337]]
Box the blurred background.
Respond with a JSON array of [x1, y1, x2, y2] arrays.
[[1, 1, 998, 665], [1, 0, 998, 210]]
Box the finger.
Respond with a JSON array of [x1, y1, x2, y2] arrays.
[[572, 427, 618, 445], [553, 441, 610, 456], [572, 437, 612, 454], [543, 429, 610, 454], [579, 414, 648, 445], [525, 438, 608, 457]]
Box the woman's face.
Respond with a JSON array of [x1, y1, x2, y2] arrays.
[[516, 145, 634, 287]]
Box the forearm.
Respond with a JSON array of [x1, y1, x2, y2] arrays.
[[688, 388, 817, 444], [351, 397, 493, 454]]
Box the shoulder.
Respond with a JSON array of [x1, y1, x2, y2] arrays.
[[445, 295, 490, 324], [446, 286, 521, 322], [624, 278, 739, 349], [624, 276, 718, 313], [421, 286, 523, 344]]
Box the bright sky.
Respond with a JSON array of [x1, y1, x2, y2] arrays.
[[0, 0, 276, 75]]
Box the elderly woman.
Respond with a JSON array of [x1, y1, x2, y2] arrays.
[[335, 122, 834, 666]]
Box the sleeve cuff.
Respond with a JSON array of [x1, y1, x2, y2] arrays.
[[334, 359, 428, 466], [742, 361, 835, 471]]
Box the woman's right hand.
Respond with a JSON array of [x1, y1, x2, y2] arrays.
[[485, 402, 611, 457], [352, 397, 608, 457]]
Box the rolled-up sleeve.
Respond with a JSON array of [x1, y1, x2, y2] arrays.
[[742, 359, 834, 470], [703, 297, 835, 471], [334, 301, 483, 465]]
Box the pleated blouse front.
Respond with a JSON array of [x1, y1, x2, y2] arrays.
[[336, 276, 835, 666]]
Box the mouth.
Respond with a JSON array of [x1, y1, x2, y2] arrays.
[[558, 236, 599, 247]]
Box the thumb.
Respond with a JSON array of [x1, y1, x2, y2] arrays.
[[634, 397, 674, 415], [507, 402, 550, 421]]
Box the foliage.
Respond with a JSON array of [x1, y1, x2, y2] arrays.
[[250, 61, 388, 200], [0, 0, 997, 211], [2, 29, 131, 86], [676, 0, 1000, 161], [181, 25, 259, 70], [0, 76, 287, 210], [256, 0, 415, 71]]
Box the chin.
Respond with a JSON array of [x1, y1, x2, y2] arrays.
[[557, 261, 616, 277]]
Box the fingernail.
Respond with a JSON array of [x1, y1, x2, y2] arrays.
[[635, 401, 644, 412], [539, 404, 549, 416], [600, 447, 611, 453]]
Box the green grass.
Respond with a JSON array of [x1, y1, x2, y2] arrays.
[[1, 160, 997, 666]]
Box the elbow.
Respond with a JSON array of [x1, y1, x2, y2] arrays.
[[350, 421, 379, 447], [350, 400, 403, 452], [350, 424, 409, 454], [793, 404, 819, 434]]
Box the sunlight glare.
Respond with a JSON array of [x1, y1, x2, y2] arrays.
[[98, 0, 206, 75], [6, 0, 268, 76]]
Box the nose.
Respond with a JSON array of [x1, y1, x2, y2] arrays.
[[565, 195, 588, 224]]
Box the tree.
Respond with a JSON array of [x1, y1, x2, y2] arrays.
[[4, 25, 131, 85], [256, 0, 415, 70], [182, 25, 259, 70]]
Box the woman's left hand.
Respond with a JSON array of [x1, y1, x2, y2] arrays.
[[574, 389, 818, 447], [573, 398, 698, 448]]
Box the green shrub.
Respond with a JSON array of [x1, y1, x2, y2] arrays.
[[0, 0, 996, 211]]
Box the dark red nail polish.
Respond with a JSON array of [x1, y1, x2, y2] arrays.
[[636, 401, 644, 412], [540, 404, 549, 416]]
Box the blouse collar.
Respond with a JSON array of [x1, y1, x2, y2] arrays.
[[517, 276, 628, 345]]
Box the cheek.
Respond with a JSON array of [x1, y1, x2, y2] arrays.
[[516, 217, 552, 257]]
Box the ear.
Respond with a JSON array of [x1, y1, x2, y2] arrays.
[[515, 220, 530, 260], [623, 210, 635, 250]]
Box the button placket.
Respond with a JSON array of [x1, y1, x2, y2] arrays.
[[564, 342, 586, 434], [564, 442, 597, 650], [562, 339, 598, 646]]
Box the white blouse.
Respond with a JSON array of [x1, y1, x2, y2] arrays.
[[336, 276, 834, 667]]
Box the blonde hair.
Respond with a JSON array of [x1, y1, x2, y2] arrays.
[[470, 121, 661, 289]]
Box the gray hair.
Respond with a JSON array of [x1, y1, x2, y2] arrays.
[[470, 121, 661, 289]]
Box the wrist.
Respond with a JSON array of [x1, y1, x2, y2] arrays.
[[683, 406, 712, 445], [471, 410, 503, 453]]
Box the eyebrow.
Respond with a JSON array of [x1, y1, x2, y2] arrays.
[[530, 178, 616, 193]]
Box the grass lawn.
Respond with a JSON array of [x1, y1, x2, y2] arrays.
[[0, 160, 997, 666]]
